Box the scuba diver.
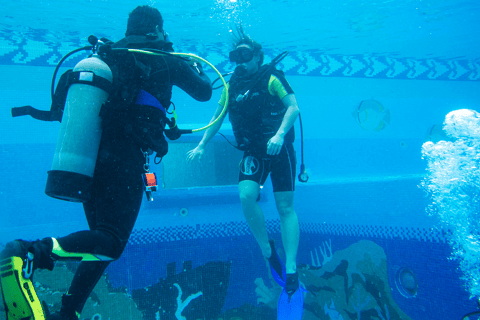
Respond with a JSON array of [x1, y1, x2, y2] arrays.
[[0, 5, 212, 320], [187, 29, 305, 319]]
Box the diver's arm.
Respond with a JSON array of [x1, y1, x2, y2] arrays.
[[187, 102, 226, 161], [199, 103, 226, 148], [267, 94, 300, 155], [276, 94, 300, 137], [171, 58, 212, 101]]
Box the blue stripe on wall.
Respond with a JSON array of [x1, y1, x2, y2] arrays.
[[0, 38, 479, 81]]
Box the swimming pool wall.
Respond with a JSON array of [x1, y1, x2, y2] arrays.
[[1, 43, 480, 319]]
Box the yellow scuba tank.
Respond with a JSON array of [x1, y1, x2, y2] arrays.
[[45, 56, 113, 202]]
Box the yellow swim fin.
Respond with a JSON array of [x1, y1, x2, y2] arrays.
[[0, 256, 46, 320]]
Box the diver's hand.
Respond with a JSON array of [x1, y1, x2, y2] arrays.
[[187, 146, 205, 162], [267, 135, 284, 155]]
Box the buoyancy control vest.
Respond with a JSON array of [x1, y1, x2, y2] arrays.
[[227, 65, 295, 151], [99, 36, 175, 157]]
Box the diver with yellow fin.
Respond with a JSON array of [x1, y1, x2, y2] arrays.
[[1, 5, 214, 320]]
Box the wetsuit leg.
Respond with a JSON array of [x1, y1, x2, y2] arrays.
[[54, 142, 144, 315], [238, 150, 269, 186], [270, 143, 296, 192]]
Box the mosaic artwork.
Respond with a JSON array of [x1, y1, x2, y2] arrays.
[[219, 240, 411, 320], [0, 38, 479, 81], [1, 240, 415, 320]]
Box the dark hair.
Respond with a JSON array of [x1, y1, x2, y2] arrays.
[[232, 25, 264, 66], [125, 5, 163, 37]]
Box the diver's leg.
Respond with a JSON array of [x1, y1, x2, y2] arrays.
[[239, 180, 272, 259], [238, 151, 272, 259], [270, 143, 300, 297], [274, 191, 299, 275], [49, 144, 144, 319], [46, 230, 120, 320], [46, 261, 111, 320], [274, 193, 303, 316], [50, 205, 142, 319]]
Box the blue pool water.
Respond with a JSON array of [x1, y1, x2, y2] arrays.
[[1, 1, 480, 319]]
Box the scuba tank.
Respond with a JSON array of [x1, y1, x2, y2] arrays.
[[11, 36, 113, 202], [45, 55, 113, 202]]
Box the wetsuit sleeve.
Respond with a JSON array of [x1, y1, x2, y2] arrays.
[[168, 57, 213, 102], [268, 74, 294, 100]]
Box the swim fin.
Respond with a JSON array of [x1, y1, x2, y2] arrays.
[[0, 256, 46, 320], [267, 240, 286, 287], [267, 241, 305, 319], [277, 284, 306, 320]]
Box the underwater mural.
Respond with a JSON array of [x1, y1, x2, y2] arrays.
[[11, 262, 143, 320], [132, 261, 231, 320], [352, 100, 391, 132], [0, 260, 230, 320], [0, 241, 413, 320], [219, 240, 412, 320]]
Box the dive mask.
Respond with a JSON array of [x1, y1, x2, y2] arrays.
[[229, 47, 254, 64]]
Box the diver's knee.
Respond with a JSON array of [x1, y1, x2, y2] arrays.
[[239, 190, 259, 204], [93, 242, 124, 261], [277, 205, 296, 218], [91, 229, 128, 260], [108, 248, 124, 261], [107, 238, 128, 261]]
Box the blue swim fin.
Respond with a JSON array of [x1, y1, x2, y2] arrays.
[[268, 239, 287, 288], [277, 286, 305, 320], [277, 285, 305, 320], [267, 240, 286, 287], [267, 240, 305, 319]]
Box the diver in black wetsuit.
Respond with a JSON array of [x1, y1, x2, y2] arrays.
[[0, 5, 212, 320]]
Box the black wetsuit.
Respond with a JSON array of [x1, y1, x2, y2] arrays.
[[55, 36, 212, 312]]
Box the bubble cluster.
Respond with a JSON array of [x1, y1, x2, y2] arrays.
[[421, 109, 480, 298], [444, 109, 480, 139]]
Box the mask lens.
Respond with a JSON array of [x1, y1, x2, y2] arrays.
[[229, 48, 254, 64]]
